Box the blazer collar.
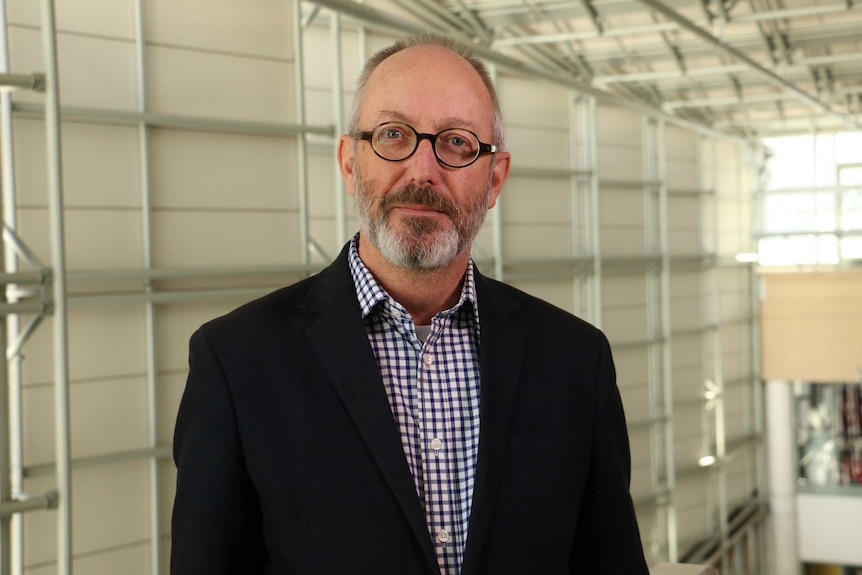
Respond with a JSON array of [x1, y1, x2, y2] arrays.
[[301, 245, 527, 575], [300, 244, 438, 572], [460, 271, 526, 575]]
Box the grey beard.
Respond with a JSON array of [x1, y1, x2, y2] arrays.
[[354, 180, 490, 270]]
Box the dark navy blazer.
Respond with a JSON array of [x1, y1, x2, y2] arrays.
[[171, 243, 649, 575]]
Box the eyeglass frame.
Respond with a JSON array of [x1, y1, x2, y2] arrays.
[[350, 122, 498, 169]]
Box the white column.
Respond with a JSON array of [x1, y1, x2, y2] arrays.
[[765, 379, 801, 575]]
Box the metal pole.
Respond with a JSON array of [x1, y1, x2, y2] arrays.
[[0, 229, 9, 575], [656, 119, 677, 562], [132, 2, 161, 573], [0, 3, 25, 572], [586, 96, 601, 328], [330, 13, 347, 249], [38, 0, 72, 573], [711, 140, 729, 551], [568, 93, 581, 316], [293, 1, 310, 267]]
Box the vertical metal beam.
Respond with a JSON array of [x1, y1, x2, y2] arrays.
[[0, 4, 23, 573], [38, 0, 72, 573], [569, 94, 582, 317], [331, 13, 347, 249], [656, 119, 677, 562], [579, 96, 602, 327], [293, 2, 310, 266], [642, 117, 662, 563], [710, 140, 729, 552], [0, 211, 9, 575], [132, 2, 161, 573]]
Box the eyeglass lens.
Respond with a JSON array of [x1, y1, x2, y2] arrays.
[[372, 122, 480, 167]]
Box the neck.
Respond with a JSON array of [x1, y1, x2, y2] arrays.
[[357, 235, 469, 326]]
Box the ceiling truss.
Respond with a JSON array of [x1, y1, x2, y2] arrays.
[[311, 0, 862, 138]]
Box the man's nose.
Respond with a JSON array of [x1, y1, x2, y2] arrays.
[[405, 138, 441, 184]]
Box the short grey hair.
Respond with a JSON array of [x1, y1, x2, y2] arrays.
[[348, 33, 505, 151]]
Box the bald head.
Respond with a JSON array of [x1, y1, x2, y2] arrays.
[[349, 33, 505, 151]]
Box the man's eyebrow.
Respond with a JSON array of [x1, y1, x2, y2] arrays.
[[377, 110, 479, 132]]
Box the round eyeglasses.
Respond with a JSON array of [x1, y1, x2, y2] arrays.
[[351, 121, 497, 168]]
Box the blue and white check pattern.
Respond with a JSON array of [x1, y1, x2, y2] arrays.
[[349, 236, 481, 575]]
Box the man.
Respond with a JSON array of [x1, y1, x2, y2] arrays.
[[171, 33, 649, 575]]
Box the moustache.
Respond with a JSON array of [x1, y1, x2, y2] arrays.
[[379, 185, 458, 219]]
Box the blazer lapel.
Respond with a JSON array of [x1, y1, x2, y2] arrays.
[[461, 272, 526, 575], [301, 248, 438, 572]]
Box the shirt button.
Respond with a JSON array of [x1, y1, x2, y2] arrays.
[[390, 309, 402, 319], [437, 529, 450, 544], [430, 438, 443, 451], [423, 354, 434, 366]]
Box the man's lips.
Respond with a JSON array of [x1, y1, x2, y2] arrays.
[[393, 204, 448, 216]]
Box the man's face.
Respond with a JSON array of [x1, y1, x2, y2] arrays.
[[338, 45, 511, 270]]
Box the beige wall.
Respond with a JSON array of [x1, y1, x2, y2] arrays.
[[761, 271, 862, 382]]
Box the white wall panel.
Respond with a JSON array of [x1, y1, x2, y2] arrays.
[[596, 105, 641, 147], [7, 0, 136, 38], [602, 274, 647, 307], [501, 224, 572, 259], [10, 28, 138, 110], [631, 462, 654, 500], [620, 384, 651, 423], [501, 176, 572, 224], [504, 126, 570, 169], [598, 146, 644, 182], [146, 46, 294, 122], [600, 188, 645, 227], [667, 159, 699, 190], [303, 25, 363, 92], [21, 386, 54, 465], [16, 208, 144, 270], [149, 129, 297, 210], [14, 120, 142, 208], [151, 211, 299, 267], [499, 75, 570, 129], [630, 429, 653, 469], [600, 228, 646, 256], [308, 151, 339, 218], [23, 463, 151, 567], [309, 218, 342, 260], [665, 126, 697, 162], [144, 0, 293, 59], [603, 305, 648, 343], [613, 346, 650, 387], [304, 88, 335, 126]]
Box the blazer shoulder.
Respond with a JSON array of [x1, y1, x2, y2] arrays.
[[201, 275, 317, 336]]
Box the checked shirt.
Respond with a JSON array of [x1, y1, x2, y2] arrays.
[[348, 237, 481, 575]]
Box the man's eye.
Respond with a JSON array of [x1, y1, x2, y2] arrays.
[[382, 129, 403, 140], [447, 136, 467, 147]]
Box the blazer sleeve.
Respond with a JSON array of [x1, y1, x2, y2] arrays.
[[171, 328, 265, 575], [570, 332, 649, 574]]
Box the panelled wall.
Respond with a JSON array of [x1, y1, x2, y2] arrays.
[[1, 1, 761, 574]]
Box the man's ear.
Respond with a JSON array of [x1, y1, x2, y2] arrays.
[[487, 151, 511, 209], [337, 134, 357, 196]]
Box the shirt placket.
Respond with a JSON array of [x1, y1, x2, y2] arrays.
[[417, 318, 457, 573]]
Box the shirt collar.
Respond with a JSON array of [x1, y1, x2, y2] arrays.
[[348, 233, 479, 325]]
